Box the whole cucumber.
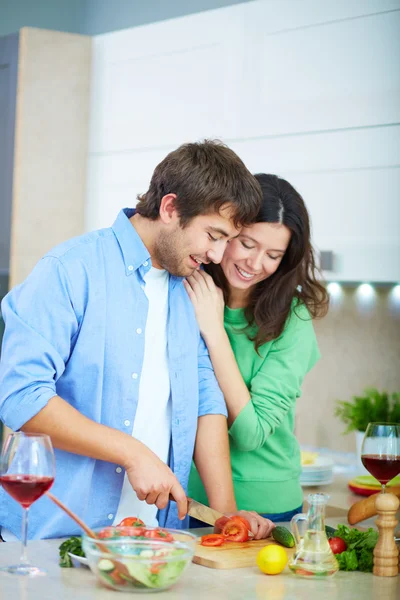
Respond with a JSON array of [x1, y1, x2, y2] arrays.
[[271, 526, 295, 548]]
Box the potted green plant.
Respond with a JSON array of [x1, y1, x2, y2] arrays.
[[335, 388, 400, 472]]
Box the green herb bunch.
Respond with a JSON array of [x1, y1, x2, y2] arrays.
[[59, 536, 85, 568], [335, 388, 400, 433]]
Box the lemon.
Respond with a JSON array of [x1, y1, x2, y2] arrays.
[[256, 544, 288, 575]]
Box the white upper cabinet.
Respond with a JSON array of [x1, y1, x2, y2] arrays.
[[87, 0, 400, 282]]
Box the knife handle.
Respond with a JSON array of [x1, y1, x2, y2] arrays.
[[168, 493, 190, 507]]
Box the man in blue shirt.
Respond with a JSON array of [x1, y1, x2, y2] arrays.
[[0, 140, 273, 540]]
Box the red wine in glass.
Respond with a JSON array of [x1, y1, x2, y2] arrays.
[[0, 432, 55, 576], [0, 474, 54, 508], [361, 423, 400, 493], [361, 455, 400, 485]]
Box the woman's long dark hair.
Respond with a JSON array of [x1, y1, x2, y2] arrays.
[[205, 173, 329, 350]]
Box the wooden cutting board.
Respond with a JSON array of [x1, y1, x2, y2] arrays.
[[193, 536, 295, 569]]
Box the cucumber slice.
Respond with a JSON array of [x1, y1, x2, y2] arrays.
[[98, 559, 115, 573]]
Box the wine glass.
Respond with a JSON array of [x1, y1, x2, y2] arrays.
[[0, 432, 55, 576], [361, 423, 400, 493]]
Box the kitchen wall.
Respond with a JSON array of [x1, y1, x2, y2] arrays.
[[299, 288, 400, 452], [85, 0, 400, 452]]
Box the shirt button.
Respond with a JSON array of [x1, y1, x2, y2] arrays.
[[131, 373, 138, 379], [124, 419, 131, 427], [128, 265, 134, 271], [136, 328, 142, 334], [116, 467, 122, 473], [143, 261, 148, 267], [108, 513, 114, 520]]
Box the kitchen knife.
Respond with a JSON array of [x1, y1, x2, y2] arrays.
[[186, 497, 226, 526]]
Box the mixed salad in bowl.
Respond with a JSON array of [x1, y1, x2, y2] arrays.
[[59, 517, 196, 593]]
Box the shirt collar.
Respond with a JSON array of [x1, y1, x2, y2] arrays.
[[112, 208, 151, 276]]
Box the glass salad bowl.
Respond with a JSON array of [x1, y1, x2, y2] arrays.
[[82, 526, 197, 593]]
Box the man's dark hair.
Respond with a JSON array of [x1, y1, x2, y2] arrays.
[[135, 140, 261, 227]]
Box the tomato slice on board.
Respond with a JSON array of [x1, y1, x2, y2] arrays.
[[221, 517, 250, 542], [200, 534, 225, 547], [117, 517, 145, 527]]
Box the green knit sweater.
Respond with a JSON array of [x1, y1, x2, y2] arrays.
[[188, 301, 320, 514]]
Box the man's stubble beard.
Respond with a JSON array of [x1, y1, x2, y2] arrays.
[[153, 228, 189, 277]]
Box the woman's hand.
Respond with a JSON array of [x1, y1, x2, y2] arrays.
[[184, 270, 225, 341]]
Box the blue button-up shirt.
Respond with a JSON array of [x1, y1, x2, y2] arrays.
[[0, 209, 226, 539]]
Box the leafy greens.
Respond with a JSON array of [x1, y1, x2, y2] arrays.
[[59, 536, 85, 568], [334, 524, 378, 572]]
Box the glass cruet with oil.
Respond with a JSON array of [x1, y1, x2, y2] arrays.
[[288, 493, 339, 578]]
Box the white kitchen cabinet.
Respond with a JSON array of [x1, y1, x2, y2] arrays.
[[86, 0, 400, 282]]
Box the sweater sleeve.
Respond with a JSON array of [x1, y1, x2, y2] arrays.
[[228, 304, 320, 452]]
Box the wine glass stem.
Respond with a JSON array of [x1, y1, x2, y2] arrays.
[[381, 484, 386, 494], [20, 507, 30, 565]]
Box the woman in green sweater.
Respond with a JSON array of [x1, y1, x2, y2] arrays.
[[185, 173, 329, 522]]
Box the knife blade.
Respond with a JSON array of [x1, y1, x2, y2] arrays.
[[186, 497, 226, 526]]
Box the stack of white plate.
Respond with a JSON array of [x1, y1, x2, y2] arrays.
[[300, 456, 334, 487]]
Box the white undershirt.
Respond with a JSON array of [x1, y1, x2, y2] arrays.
[[113, 266, 171, 527]]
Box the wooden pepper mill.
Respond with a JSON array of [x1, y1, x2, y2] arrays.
[[373, 492, 400, 577]]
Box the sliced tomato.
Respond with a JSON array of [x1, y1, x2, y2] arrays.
[[295, 568, 315, 576], [116, 526, 145, 537], [143, 528, 174, 543], [221, 517, 250, 542], [97, 527, 115, 539], [214, 514, 252, 534], [117, 517, 145, 528], [108, 567, 127, 585], [214, 516, 230, 532], [200, 534, 225, 547], [150, 561, 166, 574], [230, 516, 251, 530]]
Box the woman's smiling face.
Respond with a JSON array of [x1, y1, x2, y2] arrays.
[[220, 221, 292, 291]]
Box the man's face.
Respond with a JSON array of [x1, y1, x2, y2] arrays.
[[153, 204, 241, 277]]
